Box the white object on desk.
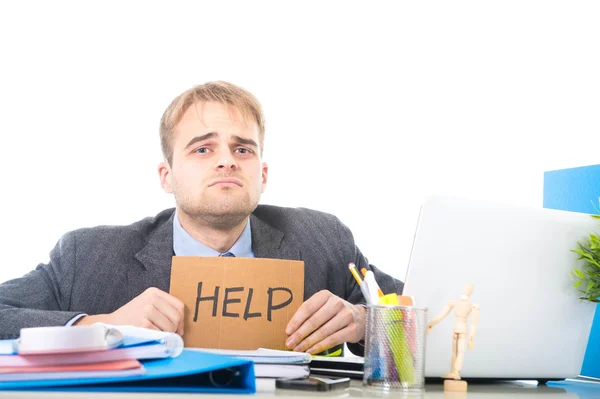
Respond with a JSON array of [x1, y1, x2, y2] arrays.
[[254, 364, 310, 379], [191, 348, 311, 364], [190, 348, 311, 379], [17, 325, 123, 355], [0, 340, 16, 355], [403, 195, 598, 380], [2, 323, 183, 365], [95, 323, 183, 357]]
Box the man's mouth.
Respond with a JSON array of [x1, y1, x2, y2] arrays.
[[209, 178, 243, 187]]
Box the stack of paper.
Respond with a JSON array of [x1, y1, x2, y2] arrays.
[[0, 359, 144, 382], [0, 323, 183, 382], [0, 325, 256, 393], [191, 348, 311, 378]]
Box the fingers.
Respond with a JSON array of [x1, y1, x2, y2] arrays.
[[129, 287, 185, 334], [158, 290, 186, 320], [154, 290, 185, 335], [139, 318, 161, 331], [285, 293, 337, 349], [286, 295, 365, 354], [177, 316, 184, 336], [151, 297, 182, 333], [306, 324, 355, 355], [292, 309, 350, 353], [285, 290, 330, 336]]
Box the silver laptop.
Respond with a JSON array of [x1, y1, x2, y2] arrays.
[[402, 195, 597, 380]]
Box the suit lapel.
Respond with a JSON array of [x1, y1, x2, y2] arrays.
[[129, 211, 175, 296], [250, 214, 302, 261]]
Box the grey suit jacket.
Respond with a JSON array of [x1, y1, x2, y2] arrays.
[[0, 205, 403, 355]]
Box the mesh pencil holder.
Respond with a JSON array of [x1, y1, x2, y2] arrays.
[[363, 305, 428, 392]]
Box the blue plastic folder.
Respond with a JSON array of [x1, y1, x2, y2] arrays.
[[543, 163, 600, 378], [0, 349, 256, 393]]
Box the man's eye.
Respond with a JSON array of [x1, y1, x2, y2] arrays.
[[236, 148, 252, 154], [196, 147, 209, 154]]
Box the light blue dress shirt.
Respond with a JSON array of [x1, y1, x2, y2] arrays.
[[172, 211, 255, 258], [66, 211, 255, 326]]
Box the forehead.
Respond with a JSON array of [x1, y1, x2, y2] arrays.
[[176, 101, 258, 136]]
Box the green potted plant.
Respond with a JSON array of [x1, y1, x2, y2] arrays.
[[571, 214, 600, 302]]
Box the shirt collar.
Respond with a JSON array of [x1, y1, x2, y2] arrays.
[[172, 211, 255, 258]]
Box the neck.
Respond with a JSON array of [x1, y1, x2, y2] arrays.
[[176, 209, 248, 253]]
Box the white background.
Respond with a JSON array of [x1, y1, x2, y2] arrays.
[[0, 1, 598, 284]]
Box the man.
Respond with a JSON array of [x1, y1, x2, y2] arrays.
[[0, 81, 403, 355]]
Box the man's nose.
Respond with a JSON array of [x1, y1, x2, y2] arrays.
[[215, 150, 238, 170]]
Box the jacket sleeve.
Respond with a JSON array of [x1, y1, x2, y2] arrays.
[[336, 218, 404, 356], [0, 232, 82, 339]]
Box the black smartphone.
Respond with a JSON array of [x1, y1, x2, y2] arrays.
[[276, 375, 351, 391]]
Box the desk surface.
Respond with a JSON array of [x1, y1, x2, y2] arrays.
[[0, 379, 593, 399]]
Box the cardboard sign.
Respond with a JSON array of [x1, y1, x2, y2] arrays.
[[170, 257, 304, 350]]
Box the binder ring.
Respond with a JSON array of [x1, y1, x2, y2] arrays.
[[209, 367, 241, 388]]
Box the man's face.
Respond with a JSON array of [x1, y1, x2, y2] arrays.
[[159, 101, 268, 229]]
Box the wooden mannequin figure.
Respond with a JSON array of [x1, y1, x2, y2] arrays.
[[427, 283, 480, 392]]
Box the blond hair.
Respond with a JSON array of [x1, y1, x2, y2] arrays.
[[160, 81, 265, 165]]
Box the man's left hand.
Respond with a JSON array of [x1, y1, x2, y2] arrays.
[[284, 290, 365, 354]]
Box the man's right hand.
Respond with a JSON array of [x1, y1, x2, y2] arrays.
[[74, 287, 185, 336]]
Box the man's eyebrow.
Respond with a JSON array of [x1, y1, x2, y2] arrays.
[[184, 133, 217, 149], [231, 135, 258, 148]]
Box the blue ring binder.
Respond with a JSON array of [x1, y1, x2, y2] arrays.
[[0, 349, 256, 393]]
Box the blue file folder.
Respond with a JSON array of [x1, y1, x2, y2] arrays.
[[543, 163, 600, 378], [0, 349, 256, 393]]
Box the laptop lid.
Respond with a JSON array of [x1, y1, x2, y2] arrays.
[[402, 195, 597, 380]]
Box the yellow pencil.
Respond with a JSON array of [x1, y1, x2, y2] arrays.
[[349, 263, 373, 304], [349, 263, 363, 285]]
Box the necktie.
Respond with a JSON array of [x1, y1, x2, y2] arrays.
[[219, 252, 235, 257]]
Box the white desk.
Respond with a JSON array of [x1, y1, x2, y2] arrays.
[[0, 378, 591, 399]]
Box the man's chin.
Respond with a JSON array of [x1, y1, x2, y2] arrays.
[[211, 196, 254, 212], [185, 199, 257, 219], [178, 191, 259, 217]]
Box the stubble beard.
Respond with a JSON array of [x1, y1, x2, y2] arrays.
[[176, 190, 259, 231]]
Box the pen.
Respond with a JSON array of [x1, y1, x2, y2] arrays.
[[361, 268, 384, 298], [348, 263, 374, 305], [360, 268, 381, 305]]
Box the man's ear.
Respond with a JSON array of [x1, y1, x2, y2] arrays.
[[158, 161, 173, 194], [261, 162, 268, 193]]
